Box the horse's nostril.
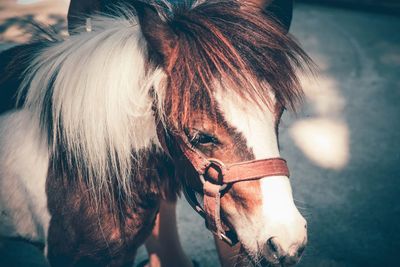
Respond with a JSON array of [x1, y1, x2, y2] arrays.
[[265, 238, 306, 265], [266, 237, 282, 263], [267, 237, 280, 254]]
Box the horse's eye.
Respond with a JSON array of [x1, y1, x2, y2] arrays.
[[186, 130, 220, 147]]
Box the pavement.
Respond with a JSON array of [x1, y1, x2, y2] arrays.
[[1, 1, 399, 267], [0, 0, 68, 44]]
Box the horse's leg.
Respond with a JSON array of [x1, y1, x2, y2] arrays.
[[144, 199, 193, 267]]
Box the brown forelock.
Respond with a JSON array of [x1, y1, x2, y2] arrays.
[[161, 0, 312, 128]]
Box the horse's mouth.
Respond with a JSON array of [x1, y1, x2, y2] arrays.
[[248, 257, 297, 267], [240, 255, 280, 267], [240, 248, 301, 267]]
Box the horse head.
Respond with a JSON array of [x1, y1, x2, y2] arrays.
[[134, 1, 311, 265]]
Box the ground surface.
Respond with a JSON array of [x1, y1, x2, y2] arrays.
[[0, 1, 399, 267]]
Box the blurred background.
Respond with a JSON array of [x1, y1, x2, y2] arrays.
[[0, 0, 399, 266]]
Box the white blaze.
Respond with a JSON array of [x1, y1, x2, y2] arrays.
[[215, 87, 306, 254]]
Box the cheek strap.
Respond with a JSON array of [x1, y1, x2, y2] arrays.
[[156, 121, 290, 246], [199, 157, 290, 245], [203, 182, 223, 237]]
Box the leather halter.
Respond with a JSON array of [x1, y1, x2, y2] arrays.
[[156, 122, 290, 246]]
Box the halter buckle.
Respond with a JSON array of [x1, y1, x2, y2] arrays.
[[199, 158, 228, 191]]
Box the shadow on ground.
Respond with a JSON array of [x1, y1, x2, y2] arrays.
[[0, 14, 66, 44]]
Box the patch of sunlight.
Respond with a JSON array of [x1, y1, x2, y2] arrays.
[[299, 73, 345, 117], [290, 118, 349, 170], [306, 52, 331, 72], [1, 1, 69, 43], [292, 66, 350, 169], [0, 25, 23, 43]]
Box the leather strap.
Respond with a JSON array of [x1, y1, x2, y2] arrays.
[[203, 182, 224, 236], [206, 158, 289, 183], [155, 121, 290, 245], [200, 157, 289, 242]]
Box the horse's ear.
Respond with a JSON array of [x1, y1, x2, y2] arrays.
[[246, 0, 293, 33], [133, 2, 177, 66]]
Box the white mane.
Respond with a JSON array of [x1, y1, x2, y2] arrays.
[[21, 15, 166, 199]]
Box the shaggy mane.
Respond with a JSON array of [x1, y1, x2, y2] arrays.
[[20, 15, 165, 205], [160, 0, 312, 125]]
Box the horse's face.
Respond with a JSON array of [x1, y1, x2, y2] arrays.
[[181, 85, 307, 265], [134, 1, 310, 265]]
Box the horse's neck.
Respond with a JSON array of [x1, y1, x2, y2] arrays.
[[45, 146, 177, 266], [21, 16, 166, 201]]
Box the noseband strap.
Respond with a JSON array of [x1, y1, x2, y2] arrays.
[[197, 157, 289, 244], [156, 122, 290, 246]]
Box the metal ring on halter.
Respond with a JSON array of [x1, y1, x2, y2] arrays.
[[200, 158, 228, 192], [220, 231, 238, 246], [199, 174, 206, 184], [218, 183, 228, 192], [207, 158, 226, 175], [220, 232, 232, 245], [199, 174, 228, 191]]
